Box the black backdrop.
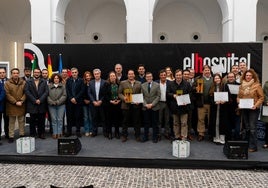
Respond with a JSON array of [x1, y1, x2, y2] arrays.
[[24, 43, 263, 81]]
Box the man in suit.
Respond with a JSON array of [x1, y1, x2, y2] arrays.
[[65, 67, 85, 137], [141, 72, 160, 143], [25, 68, 48, 139], [114, 63, 127, 82], [118, 69, 142, 142], [21, 67, 32, 81], [88, 68, 106, 137], [155, 69, 171, 139], [136, 64, 146, 83], [0, 68, 9, 140]]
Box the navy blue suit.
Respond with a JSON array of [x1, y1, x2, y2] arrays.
[[65, 77, 85, 134], [88, 79, 107, 135]]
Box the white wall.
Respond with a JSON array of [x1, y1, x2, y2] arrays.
[[0, 0, 31, 71], [153, 0, 222, 43], [65, 0, 126, 43]]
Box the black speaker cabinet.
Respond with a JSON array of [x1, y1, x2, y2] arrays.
[[58, 136, 81, 155], [223, 140, 248, 159]]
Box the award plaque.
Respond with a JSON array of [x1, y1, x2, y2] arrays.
[[196, 79, 204, 93], [124, 88, 133, 103]]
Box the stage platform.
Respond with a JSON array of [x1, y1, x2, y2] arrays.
[[0, 128, 267, 170]]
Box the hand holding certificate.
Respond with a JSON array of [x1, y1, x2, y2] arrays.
[[132, 93, 144, 104], [262, 106, 268, 116], [176, 94, 191, 106], [238, 98, 254, 109], [228, 84, 240, 95], [214, 92, 229, 102]]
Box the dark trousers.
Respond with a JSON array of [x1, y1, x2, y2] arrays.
[[265, 122, 268, 145], [0, 112, 9, 138], [242, 109, 259, 150], [91, 105, 105, 135], [66, 103, 83, 134], [122, 105, 141, 138], [105, 104, 121, 134], [29, 113, 46, 136], [143, 109, 159, 140]]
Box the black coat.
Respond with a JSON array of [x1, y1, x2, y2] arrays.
[[25, 78, 48, 114], [167, 80, 192, 115]]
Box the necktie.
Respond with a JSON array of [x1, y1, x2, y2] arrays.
[[148, 82, 151, 93]]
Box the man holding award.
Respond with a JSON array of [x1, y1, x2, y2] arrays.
[[193, 65, 213, 141], [118, 70, 142, 142], [167, 69, 192, 140]]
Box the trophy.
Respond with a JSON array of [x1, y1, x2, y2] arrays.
[[176, 90, 183, 96], [124, 88, 133, 103], [196, 79, 204, 93]]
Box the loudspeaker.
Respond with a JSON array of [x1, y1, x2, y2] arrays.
[[58, 136, 81, 155], [223, 140, 248, 159]]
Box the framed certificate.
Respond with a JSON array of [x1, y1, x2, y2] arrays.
[[214, 92, 229, 102], [239, 98, 254, 109], [176, 94, 191, 106]]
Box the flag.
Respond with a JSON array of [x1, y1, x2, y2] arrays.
[[58, 54, 63, 73], [47, 54, 53, 78], [31, 54, 37, 76]]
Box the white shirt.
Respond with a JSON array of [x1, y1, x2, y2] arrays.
[[95, 80, 101, 101], [160, 81, 167, 102]]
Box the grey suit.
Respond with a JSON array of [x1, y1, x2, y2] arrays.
[[141, 81, 160, 142]]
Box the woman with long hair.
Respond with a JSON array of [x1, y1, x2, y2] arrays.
[[165, 67, 175, 81], [237, 69, 264, 152], [208, 73, 228, 144], [83, 71, 93, 136], [103, 71, 121, 139]]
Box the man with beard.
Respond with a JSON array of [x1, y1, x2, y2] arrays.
[[25, 68, 48, 139]]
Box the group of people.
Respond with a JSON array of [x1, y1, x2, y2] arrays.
[[0, 62, 267, 152]]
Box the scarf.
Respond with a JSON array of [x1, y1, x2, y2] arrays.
[[241, 79, 254, 95]]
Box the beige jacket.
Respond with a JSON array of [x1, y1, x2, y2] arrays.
[[237, 81, 264, 108]]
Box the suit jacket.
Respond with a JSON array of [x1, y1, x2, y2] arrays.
[[118, 79, 141, 110], [66, 77, 85, 105], [24, 78, 49, 113], [88, 79, 106, 103], [141, 81, 160, 111]]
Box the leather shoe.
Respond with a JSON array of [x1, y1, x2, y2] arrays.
[[152, 139, 158, 143], [142, 137, 149, 142], [136, 137, 141, 142], [39, 134, 46, 139], [8, 138, 14, 143], [197, 135, 204, 142], [187, 135, 194, 141], [121, 136, 127, 142], [248, 148, 257, 152]]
